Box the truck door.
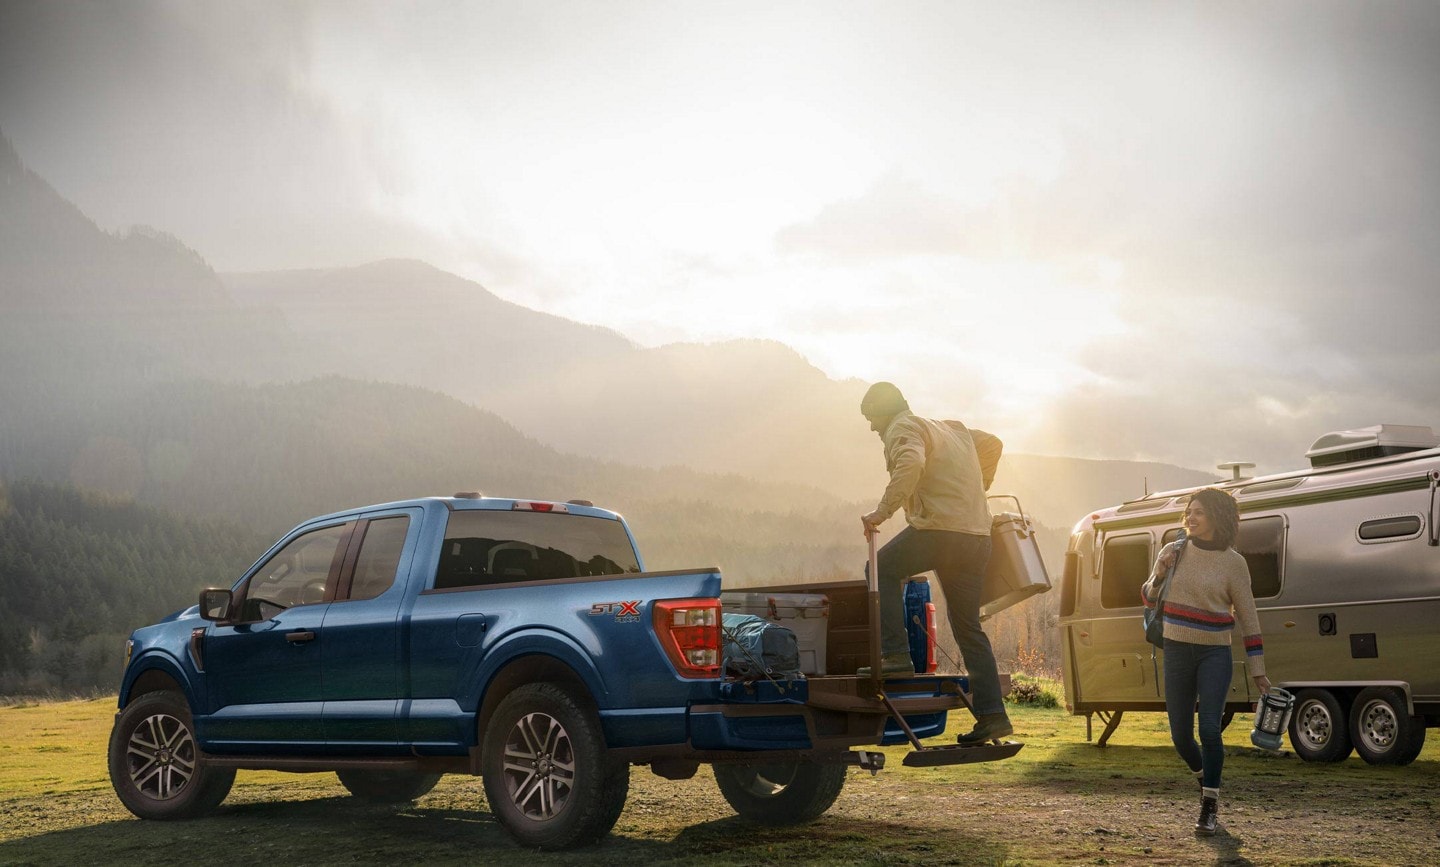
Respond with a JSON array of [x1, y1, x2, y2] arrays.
[[320, 510, 422, 747], [200, 521, 352, 748]]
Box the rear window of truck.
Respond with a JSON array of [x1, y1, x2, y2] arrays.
[[433, 510, 641, 589]]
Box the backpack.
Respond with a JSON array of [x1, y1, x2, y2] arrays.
[[721, 613, 801, 680], [943, 421, 1004, 490]]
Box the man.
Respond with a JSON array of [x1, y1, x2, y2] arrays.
[[858, 381, 1012, 744]]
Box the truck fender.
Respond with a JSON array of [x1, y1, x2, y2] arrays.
[[474, 627, 608, 702], [119, 650, 198, 710]]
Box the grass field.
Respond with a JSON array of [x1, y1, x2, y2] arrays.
[[2, 695, 1437, 865]]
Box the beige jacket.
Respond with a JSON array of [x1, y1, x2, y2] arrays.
[[872, 411, 999, 535]]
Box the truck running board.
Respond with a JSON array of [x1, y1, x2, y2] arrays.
[[902, 740, 1023, 767]]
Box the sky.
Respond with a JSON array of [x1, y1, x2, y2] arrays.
[[2, 0, 1437, 473]]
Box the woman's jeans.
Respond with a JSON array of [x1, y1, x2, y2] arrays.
[[1163, 639, 1233, 789], [869, 527, 1004, 716]]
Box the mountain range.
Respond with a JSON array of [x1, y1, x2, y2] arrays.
[[0, 129, 1226, 606]]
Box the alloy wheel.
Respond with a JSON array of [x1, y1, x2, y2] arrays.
[[125, 713, 196, 800], [500, 710, 575, 820]]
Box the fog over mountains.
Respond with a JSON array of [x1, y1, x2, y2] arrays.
[[1, 130, 1218, 548], [1, 131, 1229, 692]]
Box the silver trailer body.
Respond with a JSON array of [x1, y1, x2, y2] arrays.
[[1057, 425, 1440, 765]]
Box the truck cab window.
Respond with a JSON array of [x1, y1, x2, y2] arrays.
[[239, 522, 351, 619], [347, 516, 410, 601], [434, 510, 641, 589], [1100, 534, 1152, 609]]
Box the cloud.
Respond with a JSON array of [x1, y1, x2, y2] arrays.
[[770, 2, 1440, 468]]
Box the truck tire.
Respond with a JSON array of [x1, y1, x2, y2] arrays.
[[713, 761, 847, 825], [1288, 688, 1352, 763], [1350, 687, 1427, 766], [108, 691, 236, 820], [336, 770, 443, 803], [480, 683, 629, 850]]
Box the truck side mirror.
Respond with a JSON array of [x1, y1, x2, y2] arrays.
[[199, 588, 233, 622]]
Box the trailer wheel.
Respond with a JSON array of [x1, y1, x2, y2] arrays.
[[108, 691, 236, 820], [480, 683, 629, 850], [336, 770, 443, 803], [1350, 687, 1426, 766], [1288, 688, 1352, 763], [713, 761, 847, 825]]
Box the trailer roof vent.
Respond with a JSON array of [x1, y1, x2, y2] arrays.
[[1305, 424, 1439, 468]]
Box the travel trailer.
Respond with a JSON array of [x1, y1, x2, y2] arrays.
[[1057, 424, 1440, 766]]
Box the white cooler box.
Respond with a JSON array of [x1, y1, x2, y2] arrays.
[[980, 510, 1052, 621], [720, 591, 829, 675]]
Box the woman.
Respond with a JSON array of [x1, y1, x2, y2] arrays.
[[1142, 487, 1270, 837]]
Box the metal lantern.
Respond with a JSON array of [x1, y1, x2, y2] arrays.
[[1250, 686, 1296, 752]]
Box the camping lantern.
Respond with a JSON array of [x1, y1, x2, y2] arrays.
[[1250, 686, 1296, 751]]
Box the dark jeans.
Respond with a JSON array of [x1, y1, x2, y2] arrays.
[[1162, 639, 1233, 789], [868, 526, 1004, 716]]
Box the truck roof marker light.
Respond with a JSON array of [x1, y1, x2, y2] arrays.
[[652, 599, 721, 679], [512, 501, 568, 513]]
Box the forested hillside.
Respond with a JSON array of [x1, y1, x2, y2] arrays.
[[0, 480, 267, 694]]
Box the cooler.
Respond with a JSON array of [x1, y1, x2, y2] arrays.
[[980, 506, 1052, 621], [720, 591, 829, 675]]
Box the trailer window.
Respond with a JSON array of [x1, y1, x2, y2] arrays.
[[1060, 551, 1080, 617], [1357, 515, 1423, 542], [1163, 518, 1284, 599], [1100, 534, 1151, 609], [1236, 517, 1284, 598]]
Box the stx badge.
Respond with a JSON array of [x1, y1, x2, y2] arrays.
[[589, 600, 642, 622]]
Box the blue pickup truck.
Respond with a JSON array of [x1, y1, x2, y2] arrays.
[[108, 494, 1016, 849]]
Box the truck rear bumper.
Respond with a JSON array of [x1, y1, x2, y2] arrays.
[[673, 671, 967, 754]]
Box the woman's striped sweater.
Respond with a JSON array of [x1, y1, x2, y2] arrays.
[[1141, 541, 1266, 677]]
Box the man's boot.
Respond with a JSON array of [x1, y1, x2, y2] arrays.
[[1195, 787, 1220, 836], [956, 712, 1013, 745], [856, 651, 914, 678]]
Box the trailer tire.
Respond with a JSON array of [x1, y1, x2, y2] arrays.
[[480, 683, 629, 850], [336, 770, 443, 803], [1288, 689, 1352, 763], [713, 761, 847, 826], [1350, 687, 1426, 766], [108, 691, 236, 820]]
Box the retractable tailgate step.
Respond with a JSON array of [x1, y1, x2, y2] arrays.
[[901, 740, 1024, 767]]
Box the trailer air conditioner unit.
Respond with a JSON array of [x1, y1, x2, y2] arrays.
[[1305, 424, 1439, 468]]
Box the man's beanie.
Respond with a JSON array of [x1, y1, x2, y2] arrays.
[[860, 382, 909, 418]]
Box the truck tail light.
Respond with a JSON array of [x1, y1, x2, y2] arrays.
[[652, 599, 721, 679], [923, 601, 937, 673]]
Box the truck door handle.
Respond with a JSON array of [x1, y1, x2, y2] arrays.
[[285, 630, 317, 644]]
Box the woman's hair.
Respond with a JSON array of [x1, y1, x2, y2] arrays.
[[1186, 487, 1240, 549]]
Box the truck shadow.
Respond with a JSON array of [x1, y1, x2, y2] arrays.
[[0, 796, 666, 866], [0, 794, 1010, 866]]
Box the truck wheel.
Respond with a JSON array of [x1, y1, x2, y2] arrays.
[[713, 761, 847, 825], [336, 770, 443, 803], [1288, 688, 1352, 763], [108, 691, 236, 820], [481, 683, 629, 850], [1350, 687, 1426, 766]]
